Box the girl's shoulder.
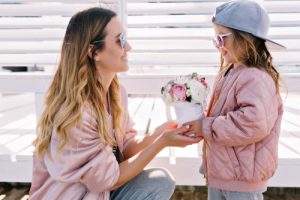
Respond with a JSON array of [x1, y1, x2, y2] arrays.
[[234, 65, 277, 93], [236, 65, 273, 82]]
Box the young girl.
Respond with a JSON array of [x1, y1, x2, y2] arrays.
[[185, 1, 285, 199], [29, 7, 202, 200]]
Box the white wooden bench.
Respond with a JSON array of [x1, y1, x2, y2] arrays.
[[0, 0, 300, 187], [0, 73, 300, 187]]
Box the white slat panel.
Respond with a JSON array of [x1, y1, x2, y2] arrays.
[[0, 29, 65, 41], [281, 121, 300, 135], [0, 3, 97, 17], [0, 17, 69, 29], [0, 0, 115, 3], [128, 2, 300, 15], [0, 108, 35, 133], [148, 98, 168, 133], [128, 13, 300, 28], [131, 98, 155, 135], [127, 97, 144, 117], [1, 51, 300, 67], [0, 114, 36, 130], [16, 145, 34, 161], [132, 39, 300, 52], [1, 39, 300, 54], [1, 27, 300, 41], [0, 53, 59, 66], [279, 138, 300, 157], [0, 134, 35, 161], [0, 41, 61, 53], [129, 27, 300, 40]]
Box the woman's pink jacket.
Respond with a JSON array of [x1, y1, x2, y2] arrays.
[[29, 86, 137, 200], [202, 64, 283, 192]]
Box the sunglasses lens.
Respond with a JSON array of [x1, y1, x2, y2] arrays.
[[119, 33, 126, 49], [217, 35, 223, 47]]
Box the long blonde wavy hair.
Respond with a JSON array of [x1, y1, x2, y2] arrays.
[[35, 7, 123, 157], [218, 28, 281, 93]]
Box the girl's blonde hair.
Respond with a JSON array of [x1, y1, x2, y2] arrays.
[[219, 29, 281, 93], [35, 7, 123, 157]]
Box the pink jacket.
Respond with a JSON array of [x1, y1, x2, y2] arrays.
[[29, 86, 137, 200], [202, 64, 283, 192]]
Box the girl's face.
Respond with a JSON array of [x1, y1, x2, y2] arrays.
[[94, 17, 132, 77], [213, 24, 237, 65]]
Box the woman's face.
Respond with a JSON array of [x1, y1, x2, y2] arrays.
[[94, 17, 131, 76], [213, 24, 237, 65]]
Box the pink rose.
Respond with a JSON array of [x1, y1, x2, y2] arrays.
[[169, 84, 186, 101]]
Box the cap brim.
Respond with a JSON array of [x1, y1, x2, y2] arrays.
[[265, 39, 286, 51]]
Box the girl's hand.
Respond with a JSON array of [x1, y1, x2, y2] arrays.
[[183, 119, 203, 138], [159, 126, 203, 148]]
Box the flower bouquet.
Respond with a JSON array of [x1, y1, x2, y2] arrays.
[[161, 72, 209, 164], [161, 72, 209, 127]]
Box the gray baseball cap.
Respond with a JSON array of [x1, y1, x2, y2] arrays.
[[213, 0, 286, 50]]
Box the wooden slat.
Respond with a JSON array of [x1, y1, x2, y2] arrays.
[[0, 29, 65, 41], [128, 0, 300, 2], [0, 0, 113, 4], [0, 133, 35, 161], [0, 0, 115, 3], [0, 41, 61, 54], [0, 3, 96, 17], [0, 106, 35, 133], [1, 73, 300, 94], [0, 93, 34, 112], [128, 2, 300, 15], [127, 13, 300, 28], [148, 98, 168, 133], [2, 27, 300, 41], [0, 17, 69, 29], [1, 51, 300, 67], [0, 114, 36, 130], [4, 13, 300, 29], [131, 98, 155, 135], [127, 97, 144, 117], [128, 27, 300, 40], [16, 146, 34, 161], [1, 39, 300, 54]]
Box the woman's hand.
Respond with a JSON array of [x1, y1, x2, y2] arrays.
[[158, 126, 203, 148], [183, 119, 203, 138], [151, 120, 178, 140]]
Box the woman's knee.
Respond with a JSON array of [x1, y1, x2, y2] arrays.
[[143, 168, 176, 194]]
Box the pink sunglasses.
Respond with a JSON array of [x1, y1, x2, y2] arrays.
[[212, 32, 232, 48]]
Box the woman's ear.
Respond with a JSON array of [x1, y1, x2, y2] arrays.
[[88, 45, 101, 62], [87, 45, 94, 59]]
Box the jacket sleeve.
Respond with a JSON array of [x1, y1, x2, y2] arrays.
[[44, 109, 120, 193], [202, 70, 279, 146]]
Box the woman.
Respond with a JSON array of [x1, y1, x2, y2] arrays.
[[29, 7, 201, 200]]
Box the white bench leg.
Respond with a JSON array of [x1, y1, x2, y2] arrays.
[[34, 92, 45, 123]]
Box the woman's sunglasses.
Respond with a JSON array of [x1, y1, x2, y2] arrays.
[[91, 32, 127, 49], [212, 32, 232, 48]]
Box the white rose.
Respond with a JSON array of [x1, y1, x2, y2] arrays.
[[188, 79, 207, 104], [162, 90, 173, 104], [174, 76, 189, 85]]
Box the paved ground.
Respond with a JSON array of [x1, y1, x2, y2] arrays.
[[1, 183, 300, 200], [171, 186, 300, 200]]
